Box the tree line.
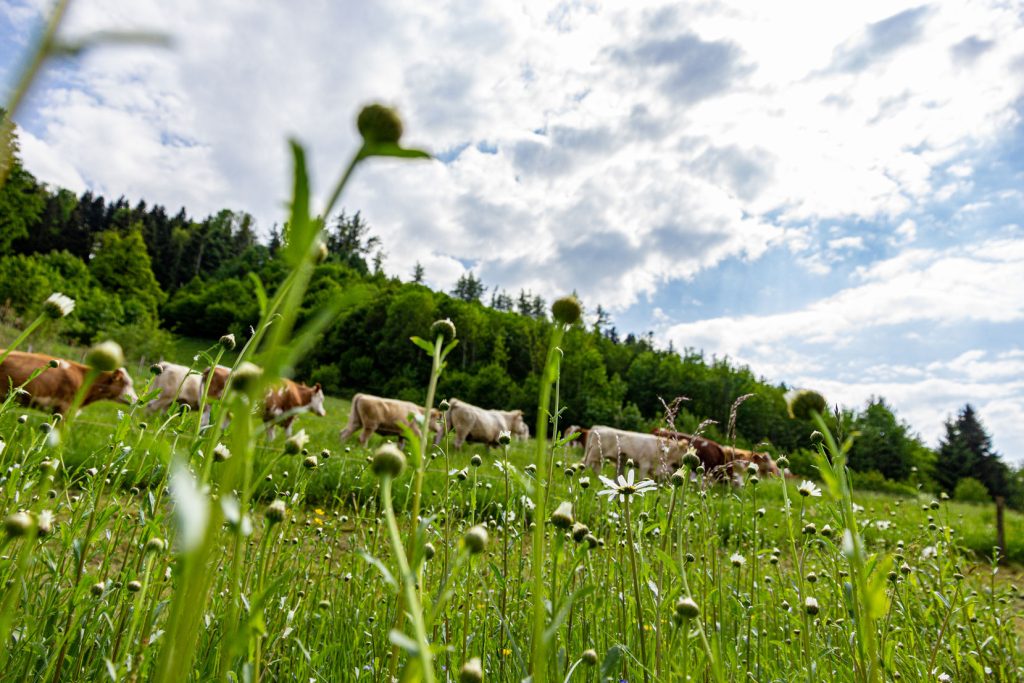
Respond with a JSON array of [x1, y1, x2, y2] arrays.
[[1, 116, 1020, 507]]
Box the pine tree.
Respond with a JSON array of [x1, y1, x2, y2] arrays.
[[935, 405, 1009, 497], [452, 271, 485, 302], [411, 262, 425, 284]]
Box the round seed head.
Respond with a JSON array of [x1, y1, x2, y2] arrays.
[[145, 537, 165, 554], [551, 295, 582, 325], [86, 340, 124, 372], [219, 333, 236, 350], [357, 103, 403, 145], [458, 657, 483, 683], [579, 476, 590, 489], [430, 318, 456, 343], [670, 467, 686, 486], [464, 525, 489, 554], [424, 542, 436, 560], [582, 648, 598, 665], [127, 580, 142, 593], [584, 533, 599, 548], [470, 454, 483, 467]]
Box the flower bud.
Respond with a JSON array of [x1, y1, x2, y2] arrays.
[[439, 399, 450, 412], [357, 103, 404, 145], [91, 581, 105, 597], [43, 292, 75, 319], [213, 444, 232, 462], [284, 429, 310, 455], [127, 580, 142, 593], [470, 454, 482, 468], [4, 511, 33, 537], [551, 295, 582, 325], [464, 525, 488, 554], [430, 318, 456, 343], [219, 333, 236, 351], [584, 533, 599, 548], [303, 455, 318, 469], [458, 657, 483, 683], [571, 522, 589, 543], [231, 361, 263, 395], [551, 501, 574, 530], [581, 648, 598, 665], [145, 537, 165, 554], [675, 596, 699, 619], [497, 430, 511, 446], [266, 500, 287, 525], [150, 363, 163, 376], [787, 390, 827, 420], [36, 510, 54, 536], [804, 596, 819, 615], [424, 542, 436, 560], [86, 340, 124, 372], [579, 476, 590, 489]]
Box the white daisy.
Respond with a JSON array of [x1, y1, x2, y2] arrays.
[[798, 480, 822, 498], [43, 292, 75, 318], [597, 469, 658, 503]]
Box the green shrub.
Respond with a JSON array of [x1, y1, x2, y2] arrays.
[[954, 477, 992, 504], [849, 469, 918, 498]]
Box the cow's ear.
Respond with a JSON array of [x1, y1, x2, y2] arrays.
[[314, 383, 322, 391]]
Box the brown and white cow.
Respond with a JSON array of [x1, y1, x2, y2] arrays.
[[263, 379, 326, 438], [339, 393, 441, 446], [724, 446, 781, 479], [583, 425, 691, 480], [199, 365, 232, 426], [563, 425, 589, 449], [0, 350, 137, 415], [147, 362, 205, 412], [447, 398, 529, 449], [650, 428, 727, 473]]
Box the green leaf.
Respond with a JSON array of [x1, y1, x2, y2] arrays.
[[283, 140, 312, 267], [247, 272, 268, 318], [360, 142, 432, 160], [600, 645, 624, 679], [543, 585, 594, 643], [388, 629, 420, 654], [409, 336, 435, 355], [359, 551, 398, 591]]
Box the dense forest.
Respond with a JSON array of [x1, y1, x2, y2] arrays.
[[1, 117, 1020, 506]]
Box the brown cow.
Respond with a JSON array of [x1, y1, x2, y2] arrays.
[[0, 350, 137, 415], [339, 393, 441, 446], [724, 446, 781, 478], [263, 379, 326, 438], [650, 428, 726, 472], [563, 425, 589, 449]]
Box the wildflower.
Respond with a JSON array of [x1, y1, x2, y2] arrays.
[[145, 537, 165, 554], [427, 319, 456, 346], [524, 463, 537, 474], [551, 295, 582, 325], [584, 533, 599, 548], [597, 469, 657, 503], [439, 399, 450, 412], [806, 571, 818, 583], [456, 468, 469, 481], [44, 292, 75, 318], [730, 553, 746, 568], [285, 430, 310, 455], [303, 455, 318, 469], [358, 103, 404, 145], [756, 507, 766, 518], [318, 599, 331, 611], [213, 444, 232, 462], [820, 523, 833, 537], [571, 522, 589, 543], [551, 501, 574, 529], [458, 657, 483, 683], [579, 476, 591, 489], [36, 510, 54, 537], [219, 333, 236, 350], [464, 525, 488, 554], [900, 562, 912, 575], [86, 340, 124, 371], [4, 511, 33, 537], [798, 480, 822, 498], [424, 542, 436, 560], [675, 596, 699, 619], [804, 596, 819, 615], [470, 454, 482, 467], [803, 523, 817, 535], [266, 500, 287, 525]]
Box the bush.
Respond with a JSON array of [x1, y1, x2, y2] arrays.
[[849, 469, 918, 498], [954, 477, 991, 504], [785, 448, 819, 479]]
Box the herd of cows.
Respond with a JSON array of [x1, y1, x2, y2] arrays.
[[0, 350, 781, 482]]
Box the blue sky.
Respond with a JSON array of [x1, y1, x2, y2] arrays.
[[3, 0, 1024, 463]]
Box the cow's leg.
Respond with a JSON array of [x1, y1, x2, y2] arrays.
[[282, 418, 294, 439], [359, 425, 374, 446], [147, 395, 170, 413]]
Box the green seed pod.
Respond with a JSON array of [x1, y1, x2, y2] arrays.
[[670, 468, 686, 487], [357, 104, 403, 145], [43, 292, 75, 319], [584, 533, 599, 548], [85, 340, 124, 372], [551, 295, 582, 325], [430, 318, 456, 343], [804, 597, 819, 615], [464, 525, 489, 554]]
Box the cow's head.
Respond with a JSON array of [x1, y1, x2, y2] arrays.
[[511, 410, 530, 439], [308, 383, 327, 417], [90, 368, 138, 405]]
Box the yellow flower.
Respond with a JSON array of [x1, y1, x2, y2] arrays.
[[315, 508, 325, 515], [501, 648, 512, 657]]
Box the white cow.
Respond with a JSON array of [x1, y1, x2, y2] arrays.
[[147, 362, 205, 412], [447, 398, 529, 449], [582, 425, 685, 480]]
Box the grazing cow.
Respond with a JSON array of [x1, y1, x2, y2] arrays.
[[447, 398, 529, 449], [724, 446, 781, 478], [147, 362, 204, 412], [263, 379, 326, 438], [199, 365, 232, 426], [563, 425, 589, 449], [583, 425, 691, 480], [650, 428, 727, 473], [0, 350, 137, 415], [339, 393, 441, 446]]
